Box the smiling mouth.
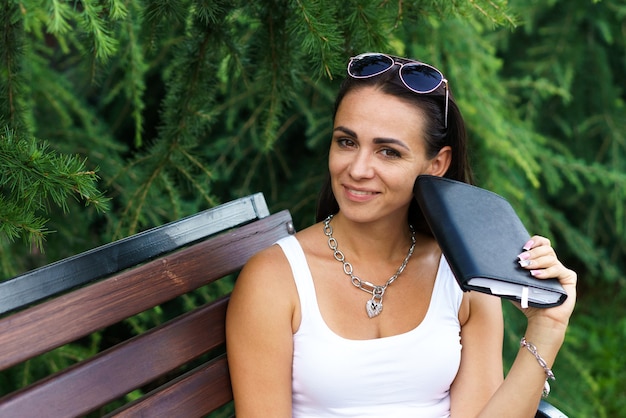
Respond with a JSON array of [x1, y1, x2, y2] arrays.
[[347, 188, 377, 196]]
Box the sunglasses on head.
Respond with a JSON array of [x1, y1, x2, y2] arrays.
[[347, 52, 449, 128]]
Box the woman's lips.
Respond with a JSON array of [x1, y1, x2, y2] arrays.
[[343, 186, 379, 201]]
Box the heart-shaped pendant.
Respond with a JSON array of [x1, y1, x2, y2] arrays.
[[366, 298, 383, 318]]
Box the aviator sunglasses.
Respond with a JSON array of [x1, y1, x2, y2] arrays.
[[347, 52, 449, 128]]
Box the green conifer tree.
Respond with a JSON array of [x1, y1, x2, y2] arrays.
[[1, 1, 624, 413]]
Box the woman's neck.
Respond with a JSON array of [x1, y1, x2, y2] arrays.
[[328, 212, 414, 261]]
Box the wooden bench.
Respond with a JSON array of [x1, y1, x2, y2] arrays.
[[0, 193, 567, 417], [0, 193, 294, 417]]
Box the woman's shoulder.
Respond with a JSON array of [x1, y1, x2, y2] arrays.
[[229, 239, 298, 324], [235, 222, 321, 287], [239, 239, 291, 284]]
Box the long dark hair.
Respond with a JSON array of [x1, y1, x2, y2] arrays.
[[315, 57, 473, 234]]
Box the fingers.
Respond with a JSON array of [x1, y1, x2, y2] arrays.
[[522, 236, 551, 252], [514, 236, 577, 329], [517, 236, 556, 277], [517, 235, 577, 286]]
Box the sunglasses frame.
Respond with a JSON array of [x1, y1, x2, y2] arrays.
[[347, 52, 449, 128]]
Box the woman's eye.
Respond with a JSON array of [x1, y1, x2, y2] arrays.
[[336, 138, 356, 148], [381, 148, 401, 158]]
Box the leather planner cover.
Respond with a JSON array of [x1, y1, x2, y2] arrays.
[[414, 175, 567, 308]]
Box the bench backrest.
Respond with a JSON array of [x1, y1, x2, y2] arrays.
[[0, 193, 294, 417]]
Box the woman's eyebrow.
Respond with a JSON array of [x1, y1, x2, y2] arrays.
[[333, 126, 357, 137], [333, 126, 409, 150], [373, 137, 410, 151]]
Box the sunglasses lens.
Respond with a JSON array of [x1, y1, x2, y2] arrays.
[[349, 54, 394, 77], [400, 64, 443, 93]]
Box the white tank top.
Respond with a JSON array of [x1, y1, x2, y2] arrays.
[[277, 235, 463, 418]]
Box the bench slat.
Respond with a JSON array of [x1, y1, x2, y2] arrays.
[[0, 210, 293, 370], [0, 193, 270, 315], [109, 355, 232, 418], [0, 298, 229, 417]]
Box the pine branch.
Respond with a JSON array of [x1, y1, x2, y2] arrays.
[[100, 2, 148, 146], [47, 0, 75, 34], [0, 1, 26, 129], [0, 194, 48, 249], [289, 0, 343, 79], [81, 0, 119, 61], [0, 128, 110, 250], [466, 0, 518, 28], [343, 0, 394, 51]]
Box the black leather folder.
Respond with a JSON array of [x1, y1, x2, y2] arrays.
[[414, 175, 567, 308]]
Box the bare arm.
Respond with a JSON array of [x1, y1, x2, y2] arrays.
[[225, 245, 298, 417], [450, 291, 504, 417]]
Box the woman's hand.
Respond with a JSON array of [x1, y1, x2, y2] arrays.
[[515, 235, 577, 330], [469, 235, 577, 417]]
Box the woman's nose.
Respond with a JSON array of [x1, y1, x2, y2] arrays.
[[349, 151, 375, 179]]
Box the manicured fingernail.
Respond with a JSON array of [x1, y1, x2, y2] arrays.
[[530, 269, 540, 276], [518, 259, 531, 267], [523, 240, 534, 251], [517, 252, 530, 260]]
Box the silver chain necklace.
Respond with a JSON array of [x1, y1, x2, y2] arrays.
[[323, 214, 416, 318]]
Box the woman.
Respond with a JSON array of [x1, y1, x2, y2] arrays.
[[226, 52, 577, 417]]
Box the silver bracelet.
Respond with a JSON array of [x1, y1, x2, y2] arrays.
[[520, 337, 556, 397]]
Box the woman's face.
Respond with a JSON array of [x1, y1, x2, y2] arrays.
[[329, 86, 449, 224]]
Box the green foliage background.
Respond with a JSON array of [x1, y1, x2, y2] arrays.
[[1, 0, 624, 415]]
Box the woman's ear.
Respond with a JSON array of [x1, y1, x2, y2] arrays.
[[426, 146, 452, 177]]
